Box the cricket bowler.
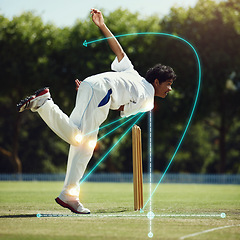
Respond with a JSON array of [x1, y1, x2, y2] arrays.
[[17, 8, 176, 214]]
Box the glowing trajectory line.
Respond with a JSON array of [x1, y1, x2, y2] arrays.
[[97, 114, 140, 142], [80, 112, 146, 184], [83, 32, 202, 209], [84, 113, 139, 138]]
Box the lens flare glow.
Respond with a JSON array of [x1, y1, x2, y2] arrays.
[[75, 134, 83, 143], [144, 102, 154, 112], [89, 140, 97, 148], [68, 187, 79, 197]]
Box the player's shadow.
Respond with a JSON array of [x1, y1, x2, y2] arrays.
[[0, 214, 36, 218], [95, 208, 129, 214]]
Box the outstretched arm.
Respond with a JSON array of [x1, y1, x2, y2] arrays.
[[91, 8, 124, 62]]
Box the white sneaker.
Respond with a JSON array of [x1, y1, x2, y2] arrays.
[[55, 197, 90, 214], [17, 87, 51, 112]]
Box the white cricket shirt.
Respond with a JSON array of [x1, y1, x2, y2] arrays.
[[86, 54, 155, 118]]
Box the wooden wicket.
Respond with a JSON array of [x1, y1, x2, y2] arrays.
[[132, 125, 143, 211]]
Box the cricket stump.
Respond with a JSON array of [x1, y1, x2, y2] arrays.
[[132, 125, 143, 211]]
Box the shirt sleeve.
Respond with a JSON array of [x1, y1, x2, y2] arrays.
[[111, 54, 134, 72], [120, 97, 154, 118]]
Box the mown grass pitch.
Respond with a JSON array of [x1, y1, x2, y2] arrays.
[[0, 181, 239, 240]]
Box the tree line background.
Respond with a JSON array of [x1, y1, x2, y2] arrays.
[[0, 0, 239, 174]]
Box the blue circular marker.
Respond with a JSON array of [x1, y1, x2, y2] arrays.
[[36, 213, 41, 218], [148, 232, 153, 238], [221, 212, 226, 218], [147, 211, 155, 220]]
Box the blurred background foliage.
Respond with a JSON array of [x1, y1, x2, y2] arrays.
[[0, 0, 239, 174]]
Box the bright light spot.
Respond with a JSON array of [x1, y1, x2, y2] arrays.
[[75, 134, 83, 143], [89, 140, 97, 148], [144, 102, 154, 111], [68, 187, 79, 196]]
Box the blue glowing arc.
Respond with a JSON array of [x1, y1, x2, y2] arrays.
[[83, 32, 202, 209]]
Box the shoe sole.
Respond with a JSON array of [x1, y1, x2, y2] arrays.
[[55, 197, 90, 214], [17, 87, 49, 112], [35, 87, 49, 97]]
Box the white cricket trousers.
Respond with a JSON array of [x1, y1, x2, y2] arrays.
[[37, 80, 111, 201]]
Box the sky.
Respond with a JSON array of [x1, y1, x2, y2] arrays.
[[0, 0, 199, 27]]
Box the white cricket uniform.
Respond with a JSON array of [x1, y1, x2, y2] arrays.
[[37, 54, 154, 201]]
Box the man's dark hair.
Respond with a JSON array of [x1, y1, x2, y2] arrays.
[[145, 64, 177, 84]]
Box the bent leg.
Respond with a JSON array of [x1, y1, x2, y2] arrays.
[[36, 82, 94, 146], [37, 100, 81, 146]]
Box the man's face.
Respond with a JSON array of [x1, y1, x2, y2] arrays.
[[153, 79, 173, 98]]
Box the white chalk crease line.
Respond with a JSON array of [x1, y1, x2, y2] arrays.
[[180, 224, 240, 240]]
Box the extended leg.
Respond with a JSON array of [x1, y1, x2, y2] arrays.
[[57, 81, 112, 213]]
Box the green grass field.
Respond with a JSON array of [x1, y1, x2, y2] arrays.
[[0, 181, 239, 240]]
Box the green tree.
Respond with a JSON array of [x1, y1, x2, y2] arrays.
[[0, 9, 161, 174], [0, 12, 68, 173], [1, 2, 239, 175], [157, 0, 240, 173]]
